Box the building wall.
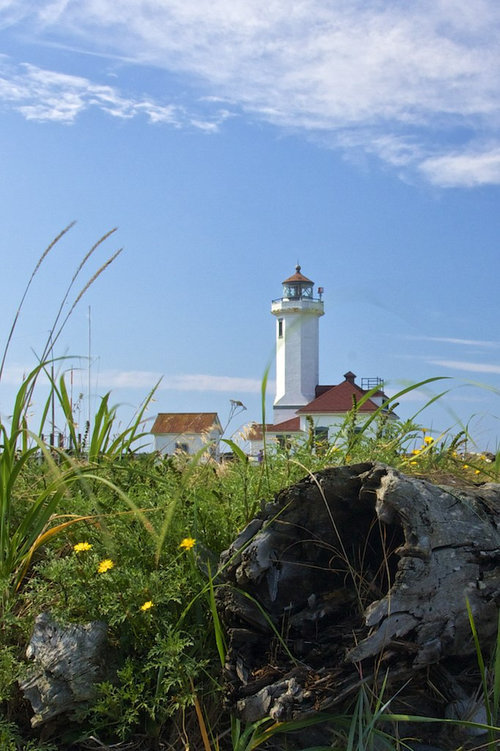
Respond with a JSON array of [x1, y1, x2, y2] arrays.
[[298, 410, 397, 442], [298, 412, 374, 442], [154, 430, 221, 457], [272, 299, 323, 422]]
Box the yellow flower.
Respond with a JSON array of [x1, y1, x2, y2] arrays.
[[97, 558, 114, 573], [411, 449, 421, 456], [73, 542, 92, 553], [179, 537, 196, 551], [462, 464, 469, 470], [423, 436, 434, 445], [474, 469, 481, 475], [410, 461, 418, 466], [140, 600, 154, 611]]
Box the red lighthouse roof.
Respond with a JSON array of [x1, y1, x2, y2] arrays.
[[282, 265, 313, 285]]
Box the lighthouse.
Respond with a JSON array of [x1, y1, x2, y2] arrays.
[[271, 266, 324, 423]]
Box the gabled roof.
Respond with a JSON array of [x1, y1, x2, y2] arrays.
[[297, 377, 379, 414], [151, 412, 222, 435], [268, 417, 302, 433]]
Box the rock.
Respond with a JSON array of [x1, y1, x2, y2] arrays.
[[20, 612, 108, 727]]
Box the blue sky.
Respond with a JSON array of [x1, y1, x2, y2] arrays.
[[0, 0, 499, 449]]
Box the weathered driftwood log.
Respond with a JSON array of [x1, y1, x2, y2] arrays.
[[217, 463, 500, 733], [20, 612, 108, 726]]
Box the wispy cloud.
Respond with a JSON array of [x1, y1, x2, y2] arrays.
[[97, 370, 271, 393], [406, 336, 500, 348], [0, 364, 29, 385], [419, 146, 500, 187], [1, 1, 500, 184], [0, 364, 271, 393], [0, 60, 230, 127], [428, 359, 500, 375]]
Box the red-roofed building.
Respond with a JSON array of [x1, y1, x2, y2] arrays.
[[245, 267, 397, 454], [298, 373, 383, 416], [151, 412, 223, 458], [295, 371, 394, 439], [243, 418, 303, 456], [153, 266, 397, 460]]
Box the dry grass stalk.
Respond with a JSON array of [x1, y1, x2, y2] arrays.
[[0, 221, 76, 382]]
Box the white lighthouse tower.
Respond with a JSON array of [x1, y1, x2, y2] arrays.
[[271, 266, 324, 423]]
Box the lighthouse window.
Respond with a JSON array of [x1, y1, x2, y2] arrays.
[[278, 319, 283, 338]]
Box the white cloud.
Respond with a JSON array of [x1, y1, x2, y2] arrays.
[[1, 1, 500, 184], [0, 364, 271, 394], [395, 389, 437, 404], [0, 61, 228, 127], [96, 370, 271, 393], [428, 359, 500, 375], [420, 147, 500, 187], [407, 336, 500, 348], [0, 363, 31, 385]]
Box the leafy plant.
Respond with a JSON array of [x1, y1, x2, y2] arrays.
[[0, 363, 87, 602], [0, 226, 124, 603], [52, 370, 159, 461], [2, 230, 500, 750]]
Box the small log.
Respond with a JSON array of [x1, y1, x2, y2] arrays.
[[217, 463, 500, 738], [20, 612, 109, 726]]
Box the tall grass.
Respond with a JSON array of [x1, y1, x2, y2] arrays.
[[0, 226, 125, 604], [1, 381, 498, 748], [1, 230, 499, 749]]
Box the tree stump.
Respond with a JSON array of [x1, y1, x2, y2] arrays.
[[216, 463, 500, 741]]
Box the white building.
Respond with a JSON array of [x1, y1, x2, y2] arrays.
[[294, 370, 390, 443], [151, 265, 396, 460], [271, 265, 324, 424], [151, 412, 223, 458], [246, 266, 396, 456]]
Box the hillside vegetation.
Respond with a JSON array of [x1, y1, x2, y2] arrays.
[[1, 228, 498, 750]]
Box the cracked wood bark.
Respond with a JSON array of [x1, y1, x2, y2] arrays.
[[216, 463, 500, 730]]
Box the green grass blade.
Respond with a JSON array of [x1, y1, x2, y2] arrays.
[[466, 597, 491, 726], [221, 438, 248, 464], [494, 609, 500, 723], [206, 563, 227, 669], [346, 377, 450, 453]]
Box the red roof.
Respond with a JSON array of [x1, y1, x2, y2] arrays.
[[268, 417, 302, 432], [151, 412, 222, 435], [297, 379, 379, 414], [282, 265, 313, 285]]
